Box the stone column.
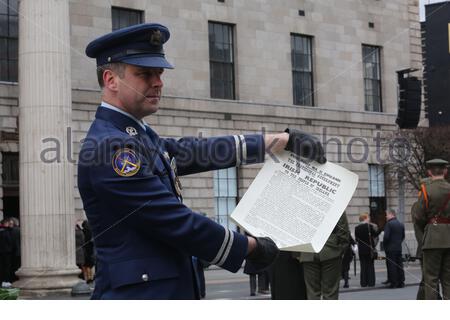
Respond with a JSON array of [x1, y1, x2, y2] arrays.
[[15, 0, 79, 296]]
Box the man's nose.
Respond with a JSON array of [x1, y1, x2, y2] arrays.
[[151, 74, 163, 88]]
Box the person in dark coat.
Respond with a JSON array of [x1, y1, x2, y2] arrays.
[[341, 235, 356, 288], [270, 251, 306, 300], [383, 208, 405, 288], [81, 220, 95, 283], [0, 219, 13, 287], [75, 221, 86, 279], [7, 217, 20, 282], [355, 213, 380, 287]]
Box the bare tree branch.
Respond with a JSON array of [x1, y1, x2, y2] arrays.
[[384, 127, 450, 190]]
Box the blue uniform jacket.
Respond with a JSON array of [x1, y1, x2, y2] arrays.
[[78, 106, 265, 299]]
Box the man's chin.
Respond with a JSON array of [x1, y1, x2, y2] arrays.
[[143, 102, 160, 116]]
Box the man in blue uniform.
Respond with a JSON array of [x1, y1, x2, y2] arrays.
[[383, 208, 405, 288], [79, 23, 326, 299]]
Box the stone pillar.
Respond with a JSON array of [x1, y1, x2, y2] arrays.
[[15, 0, 79, 296]]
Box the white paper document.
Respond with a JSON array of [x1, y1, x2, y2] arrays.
[[231, 151, 359, 253]]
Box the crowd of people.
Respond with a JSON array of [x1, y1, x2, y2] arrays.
[[239, 159, 449, 300], [1, 217, 97, 289], [241, 209, 408, 300]]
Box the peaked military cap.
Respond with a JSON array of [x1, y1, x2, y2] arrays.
[[85, 23, 174, 69], [426, 158, 449, 166]]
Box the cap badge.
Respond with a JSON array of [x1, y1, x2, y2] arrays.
[[150, 30, 162, 46], [126, 127, 138, 136]]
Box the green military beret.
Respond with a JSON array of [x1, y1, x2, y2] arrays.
[[426, 158, 449, 167]]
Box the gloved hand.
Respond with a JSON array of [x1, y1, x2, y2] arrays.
[[246, 237, 279, 272], [284, 128, 327, 164]]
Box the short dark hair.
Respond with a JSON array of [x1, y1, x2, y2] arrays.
[[96, 62, 126, 88], [386, 208, 396, 216], [428, 166, 447, 176]]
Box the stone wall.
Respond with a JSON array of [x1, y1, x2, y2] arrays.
[[70, 0, 412, 114]]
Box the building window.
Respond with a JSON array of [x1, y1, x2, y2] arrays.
[[208, 22, 235, 100], [213, 167, 238, 231], [291, 34, 314, 106], [112, 7, 143, 31], [0, 0, 18, 82], [368, 164, 386, 227], [368, 164, 385, 197], [362, 45, 382, 112]]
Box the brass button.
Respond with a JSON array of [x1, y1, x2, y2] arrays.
[[142, 274, 149, 282]]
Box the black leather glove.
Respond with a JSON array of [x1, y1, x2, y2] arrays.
[[246, 237, 279, 272], [284, 128, 327, 164]]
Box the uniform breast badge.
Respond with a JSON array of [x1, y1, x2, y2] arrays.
[[170, 157, 183, 198], [126, 127, 138, 136], [112, 148, 141, 177], [163, 151, 170, 161]]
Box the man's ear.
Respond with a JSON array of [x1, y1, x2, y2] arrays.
[[103, 69, 119, 92]]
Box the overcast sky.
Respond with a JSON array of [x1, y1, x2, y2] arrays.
[[420, 0, 449, 21]]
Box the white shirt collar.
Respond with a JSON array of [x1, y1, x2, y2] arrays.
[[100, 101, 147, 131]]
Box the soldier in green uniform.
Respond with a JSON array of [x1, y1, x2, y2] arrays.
[[411, 177, 440, 299], [414, 159, 450, 300], [412, 200, 441, 299], [299, 213, 350, 299], [411, 200, 425, 299]]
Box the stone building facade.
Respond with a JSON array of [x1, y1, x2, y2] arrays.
[[1, 0, 422, 252]]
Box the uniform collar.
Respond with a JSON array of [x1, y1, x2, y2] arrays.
[[96, 103, 148, 137], [100, 101, 147, 131]]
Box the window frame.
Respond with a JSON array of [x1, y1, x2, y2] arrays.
[[111, 6, 144, 31], [1, 152, 19, 188], [362, 44, 383, 112], [368, 164, 385, 197], [213, 167, 238, 231], [208, 21, 236, 100], [0, 0, 19, 82], [291, 33, 315, 106]]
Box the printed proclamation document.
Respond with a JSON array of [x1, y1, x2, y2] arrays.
[[231, 151, 359, 253]]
